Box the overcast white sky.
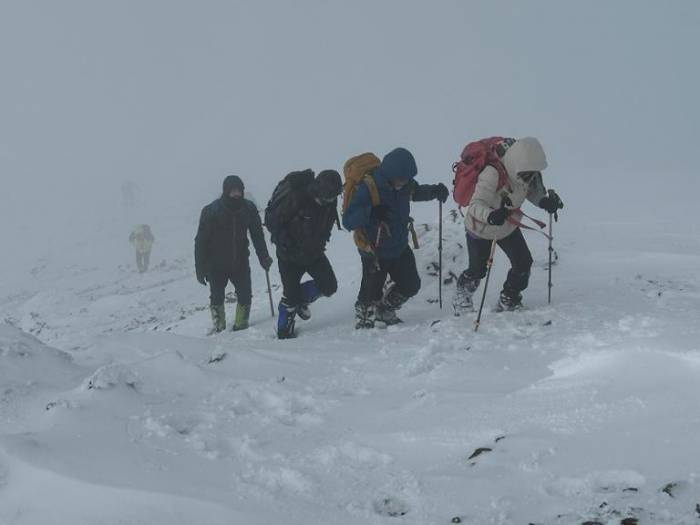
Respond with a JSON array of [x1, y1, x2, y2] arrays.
[[1, 1, 698, 264]]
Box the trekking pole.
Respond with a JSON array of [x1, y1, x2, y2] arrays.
[[474, 239, 497, 333], [265, 270, 275, 318], [474, 196, 509, 332], [547, 190, 559, 305], [438, 200, 443, 309], [547, 213, 553, 305]]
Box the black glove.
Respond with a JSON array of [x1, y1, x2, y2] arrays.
[[260, 255, 273, 271], [196, 271, 208, 286], [287, 169, 315, 190], [370, 204, 392, 222], [487, 206, 511, 226], [433, 183, 449, 203], [539, 190, 564, 214]]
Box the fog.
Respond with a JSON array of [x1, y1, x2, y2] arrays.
[[1, 1, 698, 278]]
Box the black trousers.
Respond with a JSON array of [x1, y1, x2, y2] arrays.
[[209, 263, 252, 307], [136, 251, 150, 272], [358, 247, 421, 304], [278, 254, 337, 307], [465, 228, 533, 296]]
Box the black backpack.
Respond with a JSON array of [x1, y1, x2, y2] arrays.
[[264, 171, 315, 244]]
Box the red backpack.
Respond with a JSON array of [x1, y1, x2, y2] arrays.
[[452, 137, 514, 207]]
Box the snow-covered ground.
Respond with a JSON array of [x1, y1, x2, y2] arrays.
[[1, 206, 700, 525]]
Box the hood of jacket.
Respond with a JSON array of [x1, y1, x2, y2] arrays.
[[373, 147, 418, 185], [502, 137, 548, 182]]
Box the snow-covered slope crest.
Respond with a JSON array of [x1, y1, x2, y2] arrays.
[[0, 323, 76, 382], [0, 323, 86, 428], [0, 327, 303, 524]]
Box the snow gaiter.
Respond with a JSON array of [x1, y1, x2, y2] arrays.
[[209, 304, 226, 333], [233, 303, 250, 331]]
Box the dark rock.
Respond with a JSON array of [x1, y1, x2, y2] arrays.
[[661, 482, 678, 498], [207, 352, 227, 364], [468, 447, 492, 460]]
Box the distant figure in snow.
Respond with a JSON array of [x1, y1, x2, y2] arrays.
[[453, 137, 564, 313], [129, 224, 155, 273], [195, 176, 273, 334]]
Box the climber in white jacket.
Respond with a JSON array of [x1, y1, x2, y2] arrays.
[[455, 137, 564, 313]]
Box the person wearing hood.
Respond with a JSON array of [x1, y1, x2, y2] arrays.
[[454, 137, 564, 313], [195, 175, 273, 333], [266, 169, 344, 339], [342, 147, 449, 328]]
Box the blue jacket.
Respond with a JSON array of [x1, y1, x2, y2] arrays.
[[342, 148, 435, 260]]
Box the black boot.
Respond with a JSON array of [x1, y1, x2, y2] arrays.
[[354, 301, 375, 329], [496, 290, 523, 312], [453, 271, 479, 316], [376, 286, 408, 326]]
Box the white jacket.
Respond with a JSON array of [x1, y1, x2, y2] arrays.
[[465, 137, 548, 240]]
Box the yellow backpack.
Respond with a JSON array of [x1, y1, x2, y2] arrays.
[[342, 153, 382, 253]]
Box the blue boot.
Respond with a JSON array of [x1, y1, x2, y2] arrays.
[[277, 300, 297, 339], [298, 280, 322, 321]]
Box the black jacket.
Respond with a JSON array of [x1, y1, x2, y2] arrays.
[[195, 197, 270, 276], [273, 188, 339, 265]]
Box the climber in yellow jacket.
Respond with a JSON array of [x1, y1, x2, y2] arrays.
[[129, 224, 155, 273]]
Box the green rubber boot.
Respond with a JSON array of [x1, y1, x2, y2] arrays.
[[209, 304, 226, 334], [232, 303, 250, 331]]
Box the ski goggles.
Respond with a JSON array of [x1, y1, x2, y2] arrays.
[[517, 171, 540, 183]]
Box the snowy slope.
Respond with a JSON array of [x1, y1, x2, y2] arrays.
[[1, 206, 700, 525]]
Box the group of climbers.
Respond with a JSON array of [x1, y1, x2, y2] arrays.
[[192, 137, 563, 339]]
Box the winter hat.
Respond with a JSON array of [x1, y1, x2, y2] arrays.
[[377, 147, 418, 181], [315, 170, 343, 200], [222, 175, 245, 195]]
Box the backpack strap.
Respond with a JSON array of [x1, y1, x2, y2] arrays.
[[488, 160, 512, 193], [470, 210, 551, 240], [507, 209, 551, 239], [347, 173, 382, 262], [363, 174, 381, 207]]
